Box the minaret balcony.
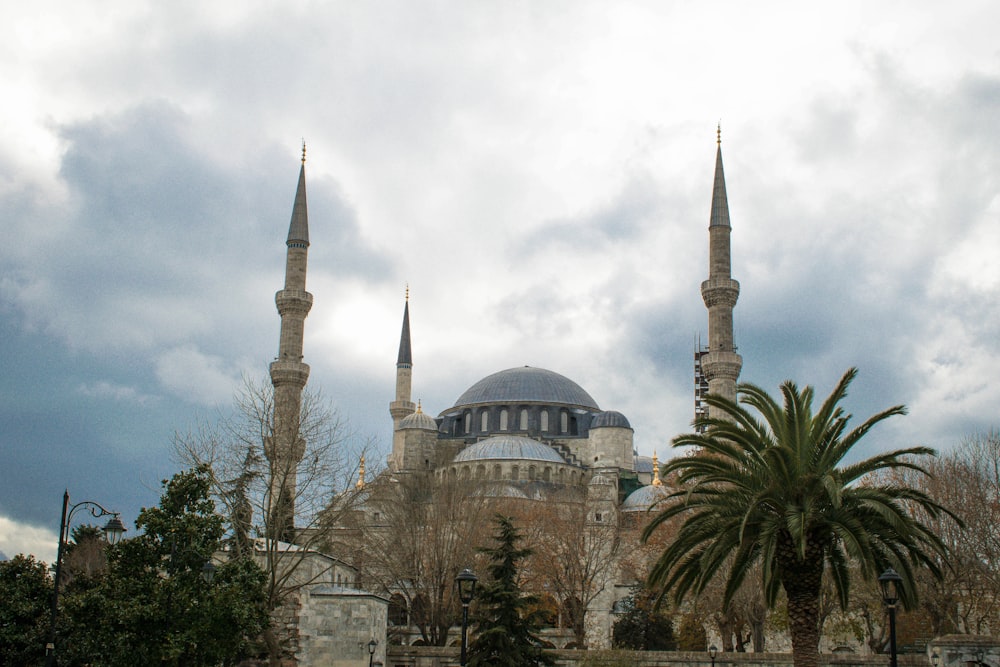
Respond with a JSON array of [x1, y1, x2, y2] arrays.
[[269, 360, 311, 387], [275, 289, 314, 317], [700, 278, 740, 308]]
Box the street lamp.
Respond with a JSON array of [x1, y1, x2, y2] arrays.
[[367, 638, 378, 667], [879, 567, 903, 667], [709, 645, 718, 667], [45, 490, 126, 667], [456, 568, 478, 667]]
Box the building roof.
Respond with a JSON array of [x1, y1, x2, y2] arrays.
[[399, 408, 437, 431], [450, 366, 599, 410], [453, 435, 566, 464], [287, 158, 310, 245], [590, 410, 631, 429], [621, 484, 671, 512]]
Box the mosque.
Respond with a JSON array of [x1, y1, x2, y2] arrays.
[[383, 127, 741, 512], [265, 130, 743, 653]]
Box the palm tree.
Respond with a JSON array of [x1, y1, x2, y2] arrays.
[[642, 368, 953, 667]]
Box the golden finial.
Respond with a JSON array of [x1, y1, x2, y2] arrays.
[[716, 123, 721, 146], [356, 455, 366, 489], [405, 283, 409, 302], [301, 140, 307, 164], [416, 400, 423, 414], [652, 450, 662, 486]]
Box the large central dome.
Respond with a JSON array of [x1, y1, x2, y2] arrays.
[[451, 366, 599, 410]]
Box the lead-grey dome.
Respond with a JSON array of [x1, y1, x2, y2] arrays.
[[621, 484, 670, 512], [590, 410, 631, 429], [451, 367, 599, 410], [453, 435, 566, 464], [399, 410, 437, 431]]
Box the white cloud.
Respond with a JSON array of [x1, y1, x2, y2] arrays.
[[0, 515, 58, 564]]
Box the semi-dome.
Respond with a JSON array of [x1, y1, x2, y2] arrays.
[[453, 435, 566, 464], [621, 484, 671, 512], [590, 410, 631, 429], [451, 366, 599, 410]]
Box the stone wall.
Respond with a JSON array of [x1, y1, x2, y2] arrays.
[[295, 585, 388, 667], [384, 646, 936, 667]]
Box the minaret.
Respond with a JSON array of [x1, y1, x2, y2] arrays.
[[389, 287, 416, 430], [266, 144, 313, 542], [700, 126, 742, 417]]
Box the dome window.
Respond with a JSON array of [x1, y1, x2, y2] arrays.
[[499, 408, 508, 431], [540, 410, 549, 432], [519, 408, 528, 430]]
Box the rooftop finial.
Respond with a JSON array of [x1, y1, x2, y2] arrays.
[[405, 283, 409, 302], [716, 123, 721, 146], [301, 140, 307, 164], [652, 450, 662, 486], [416, 399, 422, 413]]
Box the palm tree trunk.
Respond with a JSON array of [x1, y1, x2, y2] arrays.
[[779, 535, 825, 667]]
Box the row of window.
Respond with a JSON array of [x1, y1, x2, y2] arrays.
[[451, 407, 578, 436], [439, 463, 584, 484]]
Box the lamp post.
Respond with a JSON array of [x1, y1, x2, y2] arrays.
[[879, 567, 903, 667], [456, 568, 478, 667], [45, 490, 126, 667], [367, 638, 377, 667], [709, 645, 718, 667]]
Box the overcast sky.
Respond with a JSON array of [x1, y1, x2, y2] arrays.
[[2, 1, 999, 562]]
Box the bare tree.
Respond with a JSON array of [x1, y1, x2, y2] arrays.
[[334, 472, 490, 646], [173, 374, 371, 664], [522, 494, 621, 648]]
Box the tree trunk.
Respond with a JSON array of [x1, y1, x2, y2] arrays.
[[778, 533, 824, 667]]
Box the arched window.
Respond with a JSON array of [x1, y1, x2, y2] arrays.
[[476, 464, 486, 479], [511, 465, 520, 481], [540, 410, 549, 432], [494, 464, 502, 480], [519, 408, 528, 430], [389, 594, 409, 626], [560, 411, 568, 433], [499, 409, 508, 431], [543, 467, 551, 482], [464, 412, 471, 434], [481, 411, 489, 432], [529, 465, 536, 480]]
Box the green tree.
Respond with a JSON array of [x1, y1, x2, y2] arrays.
[[643, 368, 953, 667], [60, 467, 268, 666], [0, 554, 51, 666], [611, 586, 675, 650], [467, 515, 554, 667]]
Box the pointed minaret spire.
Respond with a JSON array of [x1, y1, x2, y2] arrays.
[[389, 287, 416, 432], [266, 150, 315, 543], [700, 126, 743, 419]]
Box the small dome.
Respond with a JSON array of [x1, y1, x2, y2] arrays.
[[590, 410, 632, 429], [621, 484, 671, 512], [399, 410, 437, 431], [589, 473, 615, 486], [454, 435, 565, 464], [450, 367, 599, 410]]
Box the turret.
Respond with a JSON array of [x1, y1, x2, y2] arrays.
[[265, 144, 313, 542], [699, 126, 743, 417]]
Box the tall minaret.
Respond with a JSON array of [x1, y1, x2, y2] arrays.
[[389, 288, 416, 430], [700, 126, 742, 417], [266, 144, 313, 542]]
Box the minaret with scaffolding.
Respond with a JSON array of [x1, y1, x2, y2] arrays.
[[698, 127, 742, 421]]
